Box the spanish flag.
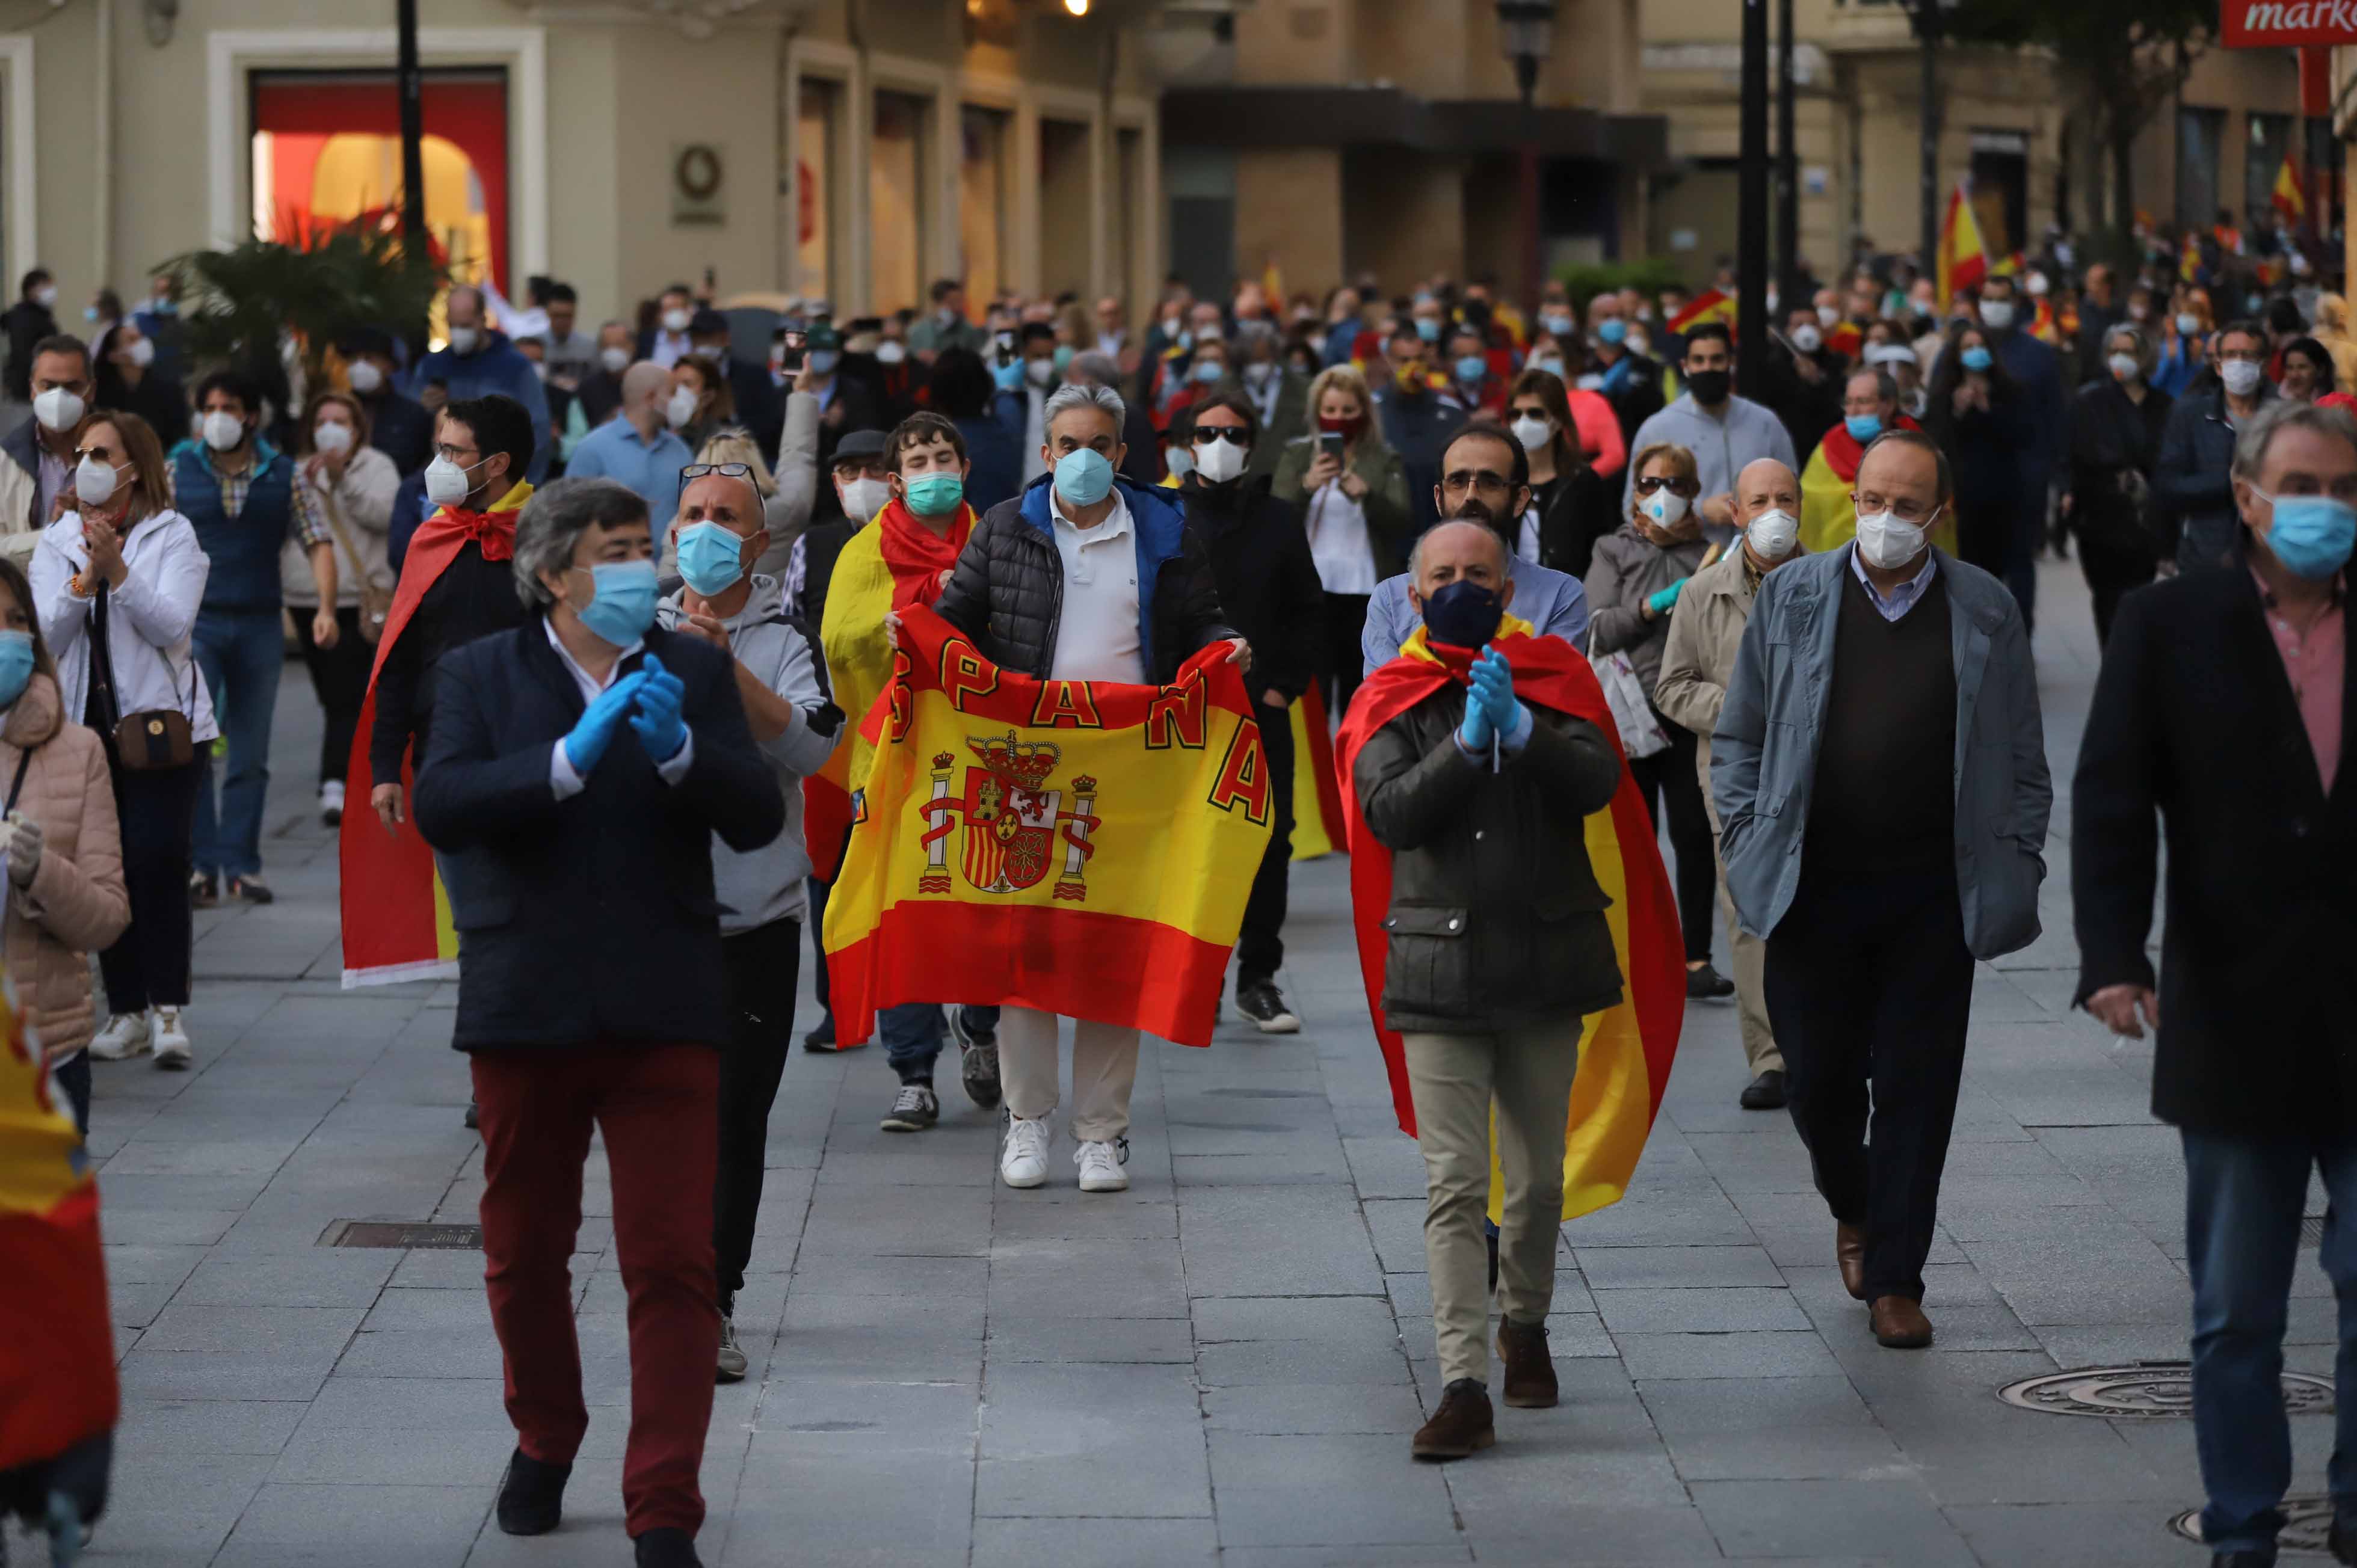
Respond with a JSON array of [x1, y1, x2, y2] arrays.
[[337, 482, 531, 986], [824, 606, 1272, 1048], [1666, 289, 1736, 334], [1336, 623, 1683, 1220], [0, 971, 117, 1477], [1936, 183, 1988, 309], [2275, 150, 2308, 227], [1798, 413, 1954, 559], [2180, 229, 2204, 283], [1288, 684, 1347, 859]]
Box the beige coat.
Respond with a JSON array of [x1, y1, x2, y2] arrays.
[[0, 672, 128, 1063], [1654, 544, 1798, 828]]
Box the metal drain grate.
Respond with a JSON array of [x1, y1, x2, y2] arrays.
[[2000, 1362, 2334, 1419], [2305, 1215, 2328, 1246], [319, 1220, 481, 1250], [2173, 1495, 2334, 1555]]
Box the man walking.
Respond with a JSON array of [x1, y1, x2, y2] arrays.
[[1342, 518, 1624, 1460], [1623, 322, 1798, 543], [2074, 399, 2357, 1568], [1713, 429, 2050, 1349], [2157, 319, 2279, 574], [1654, 457, 1803, 1110], [407, 284, 552, 482], [565, 361, 694, 523]]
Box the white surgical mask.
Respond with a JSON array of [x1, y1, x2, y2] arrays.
[[1642, 489, 1690, 529], [2176, 312, 2201, 338], [663, 308, 693, 334], [423, 453, 478, 507], [314, 421, 354, 454], [876, 340, 907, 366], [121, 336, 155, 370], [446, 325, 479, 354], [32, 285, 57, 310], [1509, 414, 1551, 453], [1746, 507, 1799, 559], [1816, 304, 1840, 328], [595, 346, 627, 376], [1855, 506, 1933, 569], [1023, 358, 1055, 388], [31, 387, 84, 433], [2221, 358, 2267, 398], [202, 410, 245, 452], [73, 454, 126, 508], [665, 384, 700, 428], [838, 476, 891, 522], [2027, 272, 2051, 297], [2107, 352, 2142, 383], [1979, 300, 2015, 331], [1192, 434, 1246, 484], [1625, 334, 1651, 359], [347, 359, 384, 395], [1791, 323, 1823, 354]]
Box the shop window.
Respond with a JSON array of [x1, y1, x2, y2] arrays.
[[872, 90, 932, 316], [798, 78, 842, 303], [961, 106, 1009, 307]]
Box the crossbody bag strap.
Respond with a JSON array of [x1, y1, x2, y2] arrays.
[[4, 745, 31, 816], [316, 482, 371, 589]]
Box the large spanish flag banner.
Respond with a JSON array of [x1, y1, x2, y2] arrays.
[[0, 972, 118, 1474], [1336, 625, 1683, 1220], [825, 606, 1272, 1049]]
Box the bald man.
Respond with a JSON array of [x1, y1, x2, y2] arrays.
[[406, 282, 553, 479], [1655, 457, 1804, 1110], [566, 359, 697, 526]]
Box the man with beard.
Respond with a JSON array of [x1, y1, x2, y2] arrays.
[[1360, 423, 1589, 676]]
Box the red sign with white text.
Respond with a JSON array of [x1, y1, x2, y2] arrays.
[[2223, 0, 2357, 47]]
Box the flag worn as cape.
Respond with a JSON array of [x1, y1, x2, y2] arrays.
[[0, 971, 117, 1472], [337, 481, 532, 987], [823, 606, 1271, 1049], [1796, 413, 1955, 558], [807, 496, 975, 882], [1288, 682, 1347, 859], [1335, 623, 1684, 1221]]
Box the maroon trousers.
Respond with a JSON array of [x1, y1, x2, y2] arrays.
[[471, 1044, 720, 1539]]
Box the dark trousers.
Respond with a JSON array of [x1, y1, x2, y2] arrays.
[[55, 1052, 90, 1134], [1320, 591, 1370, 720], [97, 756, 199, 1014], [807, 875, 832, 1022], [2180, 1128, 2357, 1555], [2078, 538, 2156, 648], [292, 606, 371, 784], [471, 1044, 719, 1540], [1236, 692, 1296, 989], [716, 918, 799, 1305], [1625, 713, 1717, 963], [1761, 858, 1974, 1301]]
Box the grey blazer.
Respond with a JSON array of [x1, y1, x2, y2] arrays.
[[1709, 544, 2052, 959]]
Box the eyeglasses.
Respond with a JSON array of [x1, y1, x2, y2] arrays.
[[1192, 426, 1251, 447], [1634, 475, 1698, 497], [682, 462, 754, 481]]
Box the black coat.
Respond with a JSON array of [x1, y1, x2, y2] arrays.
[[934, 475, 1237, 683], [1178, 474, 1323, 704], [1528, 463, 1622, 580], [2066, 378, 2172, 559], [359, 388, 436, 478], [2154, 383, 2275, 568], [2, 300, 57, 402], [2072, 568, 2357, 1133], [412, 619, 784, 1051]]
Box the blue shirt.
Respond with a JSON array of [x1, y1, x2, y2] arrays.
[[1360, 554, 1591, 677], [564, 417, 694, 526], [1847, 541, 1939, 621]]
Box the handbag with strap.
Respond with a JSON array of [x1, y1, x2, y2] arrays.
[[1586, 629, 1671, 760], [89, 582, 195, 770], [318, 482, 393, 644]]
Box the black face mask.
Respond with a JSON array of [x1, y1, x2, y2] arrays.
[[1422, 579, 1505, 648], [1684, 369, 1731, 405]]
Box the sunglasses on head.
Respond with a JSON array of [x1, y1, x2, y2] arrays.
[[1192, 426, 1251, 447], [1634, 475, 1696, 497]]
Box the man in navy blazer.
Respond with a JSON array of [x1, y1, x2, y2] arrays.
[[413, 476, 782, 1568]]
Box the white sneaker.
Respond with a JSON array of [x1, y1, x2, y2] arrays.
[[150, 1007, 191, 1070], [1074, 1138, 1130, 1193], [89, 1011, 150, 1061], [1000, 1115, 1051, 1189], [319, 779, 346, 826]]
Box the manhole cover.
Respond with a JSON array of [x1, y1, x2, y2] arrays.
[[320, 1220, 481, 1250], [2000, 1362, 2334, 1419], [2172, 1494, 2334, 1555]]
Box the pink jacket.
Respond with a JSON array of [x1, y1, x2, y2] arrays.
[[0, 672, 128, 1063]]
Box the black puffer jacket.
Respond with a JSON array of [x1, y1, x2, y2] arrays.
[[934, 473, 1237, 681], [1352, 685, 1625, 1033]]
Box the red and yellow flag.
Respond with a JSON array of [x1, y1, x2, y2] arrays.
[[2180, 230, 2204, 283], [1936, 183, 1988, 309], [0, 971, 117, 1472], [1288, 683, 1346, 859], [1336, 624, 1683, 1220], [823, 607, 1272, 1048], [1666, 289, 1736, 334], [2275, 150, 2309, 227]]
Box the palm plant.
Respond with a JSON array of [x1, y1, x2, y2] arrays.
[[161, 213, 446, 390]]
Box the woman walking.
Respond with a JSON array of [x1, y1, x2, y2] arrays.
[[285, 390, 397, 825]]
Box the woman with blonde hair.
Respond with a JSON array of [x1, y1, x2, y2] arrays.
[[1271, 362, 1411, 716]]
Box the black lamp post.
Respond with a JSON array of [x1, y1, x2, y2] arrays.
[[1901, 0, 1959, 282], [1497, 0, 1557, 320]]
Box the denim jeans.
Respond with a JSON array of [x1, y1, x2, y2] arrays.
[[878, 1003, 999, 1084], [2182, 1127, 2357, 1554], [191, 606, 286, 879]]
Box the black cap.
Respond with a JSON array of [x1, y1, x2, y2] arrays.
[[688, 307, 730, 338], [832, 429, 889, 468], [808, 322, 843, 352]]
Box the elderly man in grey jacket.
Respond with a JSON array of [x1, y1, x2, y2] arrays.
[[1712, 429, 2050, 1351], [658, 463, 843, 1384]]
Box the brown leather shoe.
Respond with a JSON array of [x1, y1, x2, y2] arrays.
[[1496, 1318, 1558, 1409], [1411, 1378, 1496, 1460], [1870, 1295, 1933, 1349], [1835, 1222, 1868, 1302]]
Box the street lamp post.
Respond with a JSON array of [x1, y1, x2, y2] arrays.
[[1903, 0, 1956, 282], [1496, 1, 1556, 322]]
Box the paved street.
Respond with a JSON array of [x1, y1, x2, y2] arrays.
[[66, 561, 2326, 1567]]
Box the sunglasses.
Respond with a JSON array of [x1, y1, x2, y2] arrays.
[[1634, 475, 1697, 497], [682, 462, 755, 481], [1192, 426, 1251, 447]]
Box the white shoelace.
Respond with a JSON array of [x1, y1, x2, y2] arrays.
[[893, 1084, 931, 1113], [1006, 1119, 1049, 1161]]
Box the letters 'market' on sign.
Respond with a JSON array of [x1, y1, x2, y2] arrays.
[[2222, 0, 2357, 47]]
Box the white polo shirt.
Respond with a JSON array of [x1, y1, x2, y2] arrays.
[[1045, 485, 1147, 684]]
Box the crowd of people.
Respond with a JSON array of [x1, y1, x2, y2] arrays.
[[2, 212, 2352, 1566]]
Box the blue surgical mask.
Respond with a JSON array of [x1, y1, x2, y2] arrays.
[[1597, 319, 1628, 346], [1455, 355, 1488, 386], [1531, 356, 1565, 378], [1960, 346, 1994, 372], [1191, 358, 1224, 384], [1845, 413, 1884, 443], [2255, 489, 2357, 580], [1422, 579, 1505, 649], [1054, 447, 1115, 508], [572, 559, 660, 647], [807, 349, 839, 375], [0, 630, 32, 709], [1414, 318, 1441, 343], [674, 521, 748, 597]]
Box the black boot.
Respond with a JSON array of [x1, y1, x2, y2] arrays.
[[636, 1525, 704, 1567], [495, 1447, 570, 1536]]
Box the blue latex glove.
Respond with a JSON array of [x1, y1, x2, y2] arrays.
[[564, 670, 649, 775], [628, 654, 689, 763], [1647, 577, 1689, 616], [1469, 648, 1520, 733], [1457, 683, 1495, 752], [991, 358, 1025, 393]]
